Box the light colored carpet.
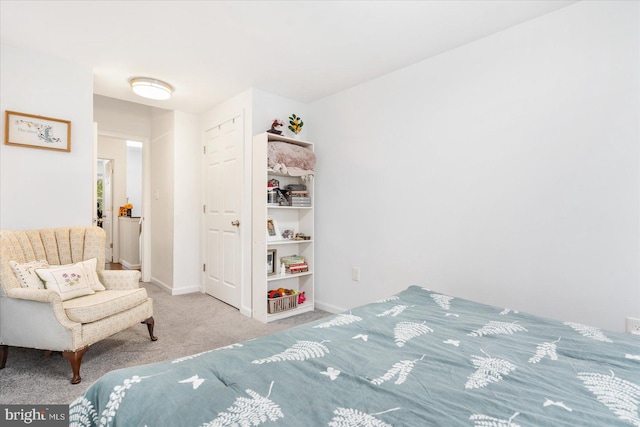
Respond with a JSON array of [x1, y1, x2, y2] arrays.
[[0, 283, 330, 405]]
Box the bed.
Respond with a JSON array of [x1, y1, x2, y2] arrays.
[[69, 285, 639, 426]]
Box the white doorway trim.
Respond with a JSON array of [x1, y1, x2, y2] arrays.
[[96, 130, 151, 283]]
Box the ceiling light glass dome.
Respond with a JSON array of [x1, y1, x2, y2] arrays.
[[130, 77, 173, 100]]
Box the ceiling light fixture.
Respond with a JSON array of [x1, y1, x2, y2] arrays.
[[130, 77, 173, 100]]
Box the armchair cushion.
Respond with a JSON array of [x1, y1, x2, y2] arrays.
[[35, 264, 95, 301], [9, 259, 49, 288], [63, 288, 149, 323]]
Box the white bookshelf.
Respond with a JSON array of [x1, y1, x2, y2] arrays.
[[251, 132, 315, 322]]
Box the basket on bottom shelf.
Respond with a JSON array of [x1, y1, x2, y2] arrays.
[[268, 293, 298, 314]]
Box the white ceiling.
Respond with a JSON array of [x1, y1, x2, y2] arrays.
[[1, 1, 577, 114]]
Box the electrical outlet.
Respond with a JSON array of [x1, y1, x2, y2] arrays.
[[626, 317, 640, 335], [352, 267, 360, 282]]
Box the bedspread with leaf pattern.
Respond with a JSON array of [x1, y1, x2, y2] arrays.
[[70, 286, 640, 427]]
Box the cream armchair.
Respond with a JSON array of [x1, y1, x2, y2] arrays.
[[0, 226, 157, 384]]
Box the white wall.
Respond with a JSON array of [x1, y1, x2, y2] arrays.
[[126, 145, 143, 217], [150, 109, 175, 289], [309, 0, 639, 332], [0, 44, 94, 229], [94, 95, 152, 138], [252, 89, 308, 141], [173, 111, 202, 294]]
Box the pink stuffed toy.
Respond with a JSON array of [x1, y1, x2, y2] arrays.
[[298, 292, 306, 304]]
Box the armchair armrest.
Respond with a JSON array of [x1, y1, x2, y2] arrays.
[[6, 287, 61, 303], [4, 287, 78, 330], [99, 270, 142, 290]]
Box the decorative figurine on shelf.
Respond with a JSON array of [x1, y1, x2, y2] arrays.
[[280, 262, 286, 276], [267, 118, 284, 135], [288, 114, 303, 137]]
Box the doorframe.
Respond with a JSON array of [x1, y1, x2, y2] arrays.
[[96, 130, 151, 282], [97, 158, 114, 261]]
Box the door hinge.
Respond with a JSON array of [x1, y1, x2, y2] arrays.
[[203, 263, 206, 272], [203, 146, 206, 154], [203, 205, 206, 213]]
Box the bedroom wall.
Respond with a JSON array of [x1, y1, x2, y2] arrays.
[[93, 95, 153, 138], [0, 44, 94, 230], [150, 109, 175, 290], [309, 0, 639, 332], [126, 144, 143, 218], [252, 89, 308, 141], [173, 110, 202, 294]]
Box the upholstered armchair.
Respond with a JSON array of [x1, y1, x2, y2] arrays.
[[0, 226, 157, 384]]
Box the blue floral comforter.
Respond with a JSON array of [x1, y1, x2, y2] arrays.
[[70, 285, 640, 426]]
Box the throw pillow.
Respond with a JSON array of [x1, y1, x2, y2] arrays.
[[35, 264, 96, 301], [9, 260, 49, 289], [79, 258, 107, 291]]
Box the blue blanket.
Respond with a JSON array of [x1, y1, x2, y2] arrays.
[[70, 285, 640, 426]]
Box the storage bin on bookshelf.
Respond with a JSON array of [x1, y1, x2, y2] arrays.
[[268, 293, 298, 314]]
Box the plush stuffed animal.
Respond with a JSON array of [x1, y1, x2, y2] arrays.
[[268, 290, 281, 299], [298, 291, 306, 304]]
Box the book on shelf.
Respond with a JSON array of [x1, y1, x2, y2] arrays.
[[287, 263, 309, 273], [280, 255, 305, 265]]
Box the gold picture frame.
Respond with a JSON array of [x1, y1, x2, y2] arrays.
[[4, 110, 71, 152]]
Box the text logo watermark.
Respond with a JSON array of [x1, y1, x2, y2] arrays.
[[1, 405, 67, 426]]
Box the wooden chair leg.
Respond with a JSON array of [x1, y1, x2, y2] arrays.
[[142, 316, 158, 341], [0, 345, 7, 369], [62, 347, 89, 384]]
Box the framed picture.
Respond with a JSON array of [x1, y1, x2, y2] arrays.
[[281, 229, 295, 240], [4, 111, 71, 152], [267, 249, 277, 276], [267, 219, 281, 241]]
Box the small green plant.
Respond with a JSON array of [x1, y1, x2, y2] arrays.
[[288, 114, 303, 134]]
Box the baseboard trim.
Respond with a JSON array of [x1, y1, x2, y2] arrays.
[[314, 300, 344, 314], [119, 260, 141, 270], [171, 286, 201, 296], [150, 277, 171, 294]]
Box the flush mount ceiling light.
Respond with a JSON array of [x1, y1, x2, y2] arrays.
[[130, 77, 173, 100]]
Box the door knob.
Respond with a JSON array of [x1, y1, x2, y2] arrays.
[[231, 220, 240, 227]]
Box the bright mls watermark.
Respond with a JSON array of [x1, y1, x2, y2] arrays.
[[1, 405, 67, 426]]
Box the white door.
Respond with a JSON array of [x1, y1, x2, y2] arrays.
[[98, 159, 114, 262], [204, 117, 243, 308]]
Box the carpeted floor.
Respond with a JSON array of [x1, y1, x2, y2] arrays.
[[0, 283, 330, 405]]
